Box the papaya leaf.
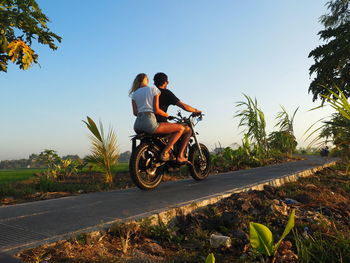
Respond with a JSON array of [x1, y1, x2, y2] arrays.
[[249, 222, 274, 256], [275, 208, 295, 253], [205, 253, 215, 263]]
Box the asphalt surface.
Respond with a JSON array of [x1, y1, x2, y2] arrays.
[[0, 155, 336, 254]]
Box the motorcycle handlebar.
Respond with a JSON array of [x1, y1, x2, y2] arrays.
[[167, 112, 204, 122]]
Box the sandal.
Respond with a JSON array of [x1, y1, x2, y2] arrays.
[[160, 152, 170, 161]]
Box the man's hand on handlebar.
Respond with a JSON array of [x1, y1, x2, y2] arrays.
[[192, 110, 202, 116]]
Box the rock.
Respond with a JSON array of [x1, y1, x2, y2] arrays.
[[210, 234, 231, 248], [272, 202, 288, 216]]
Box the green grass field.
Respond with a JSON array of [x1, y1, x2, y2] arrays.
[[0, 162, 130, 185], [0, 168, 45, 184]]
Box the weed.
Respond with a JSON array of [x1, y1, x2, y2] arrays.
[[109, 221, 140, 254], [294, 230, 350, 263]]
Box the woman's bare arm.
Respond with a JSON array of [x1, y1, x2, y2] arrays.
[[132, 100, 138, 116], [153, 93, 168, 117]]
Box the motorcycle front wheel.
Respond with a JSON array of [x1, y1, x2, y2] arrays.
[[129, 143, 164, 190], [188, 143, 211, 180]]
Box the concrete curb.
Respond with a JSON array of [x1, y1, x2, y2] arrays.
[[146, 160, 338, 225], [5, 159, 337, 257]]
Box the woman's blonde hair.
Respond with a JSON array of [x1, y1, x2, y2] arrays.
[[129, 73, 147, 95]]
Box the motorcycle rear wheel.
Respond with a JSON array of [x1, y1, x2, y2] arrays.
[[129, 143, 164, 190], [188, 143, 211, 180]]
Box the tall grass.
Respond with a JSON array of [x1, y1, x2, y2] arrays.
[[235, 94, 268, 159]]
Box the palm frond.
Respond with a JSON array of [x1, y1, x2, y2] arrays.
[[83, 116, 119, 183]]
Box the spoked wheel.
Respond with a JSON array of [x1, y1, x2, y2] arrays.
[[129, 143, 164, 190], [188, 143, 211, 180]]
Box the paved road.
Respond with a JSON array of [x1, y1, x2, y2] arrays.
[[0, 156, 335, 253]]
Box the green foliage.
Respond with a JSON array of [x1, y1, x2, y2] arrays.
[[249, 208, 295, 258], [294, 231, 350, 263], [205, 253, 215, 263], [268, 106, 298, 155], [34, 150, 84, 179], [308, 88, 350, 172], [36, 149, 60, 177], [250, 222, 274, 256], [275, 106, 299, 134], [268, 131, 297, 155], [320, 86, 350, 121], [320, 0, 349, 29], [308, 1, 350, 101], [0, 0, 61, 71], [235, 94, 268, 159], [83, 116, 120, 184]]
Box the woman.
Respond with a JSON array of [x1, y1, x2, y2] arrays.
[[129, 73, 185, 161]]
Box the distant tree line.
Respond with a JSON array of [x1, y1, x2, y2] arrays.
[[0, 153, 80, 169], [0, 151, 131, 169]]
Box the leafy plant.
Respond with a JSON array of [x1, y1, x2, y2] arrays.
[[307, 87, 350, 173], [36, 149, 61, 178], [235, 94, 268, 159], [268, 131, 297, 156], [0, 0, 61, 71], [83, 116, 119, 184], [275, 106, 299, 135], [249, 208, 295, 262], [308, 0, 350, 101], [52, 159, 82, 179], [205, 253, 215, 263]]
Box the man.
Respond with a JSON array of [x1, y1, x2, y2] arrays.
[[153, 72, 202, 163]]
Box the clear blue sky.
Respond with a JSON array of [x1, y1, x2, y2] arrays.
[[1, 0, 333, 160]]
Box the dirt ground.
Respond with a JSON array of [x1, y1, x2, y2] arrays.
[[16, 164, 350, 263]]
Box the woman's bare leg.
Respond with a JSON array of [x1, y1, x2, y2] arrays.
[[154, 123, 185, 157]]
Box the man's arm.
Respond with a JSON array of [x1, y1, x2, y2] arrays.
[[176, 101, 201, 114]]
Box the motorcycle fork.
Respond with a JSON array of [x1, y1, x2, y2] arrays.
[[132, 137, 137, 152], [189, 122, 205, 161]]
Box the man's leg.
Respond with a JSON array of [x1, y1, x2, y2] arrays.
[[177, 125, 192, 162]]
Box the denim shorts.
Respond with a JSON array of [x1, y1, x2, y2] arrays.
[[134, 112, 159, 134]]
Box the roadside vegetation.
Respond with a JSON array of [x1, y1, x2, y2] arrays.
[[17, 163, 350, 263], [211, 95, 301, 173], [0, 102, 304, 206]]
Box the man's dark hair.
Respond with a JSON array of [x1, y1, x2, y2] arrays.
[[153, 72, 168, 87]]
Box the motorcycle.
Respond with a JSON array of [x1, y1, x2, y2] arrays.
[[129, 111, 211, 190]]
